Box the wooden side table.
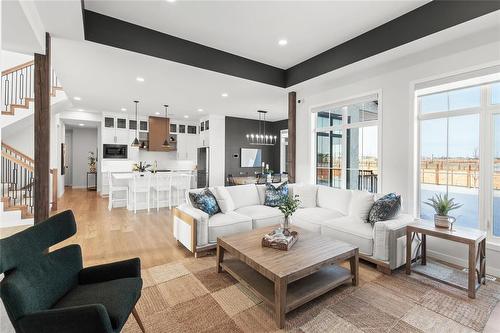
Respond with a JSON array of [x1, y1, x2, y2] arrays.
[[406, 220, 486, 298]]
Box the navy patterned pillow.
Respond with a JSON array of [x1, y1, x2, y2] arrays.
[[264, 182, 288, 207], [367, 193, 401, 226], [189, 189, 221, 216]]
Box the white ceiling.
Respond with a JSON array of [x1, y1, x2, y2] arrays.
[[52, 38, 288, 121], [84, 0, 430, 69]]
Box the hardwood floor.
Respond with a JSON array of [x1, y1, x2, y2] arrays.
[[51, 188, 192, 269]]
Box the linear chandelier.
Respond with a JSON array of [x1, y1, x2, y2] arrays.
[[246, 110, 277, 146]]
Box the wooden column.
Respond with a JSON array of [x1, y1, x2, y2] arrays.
[[34, 33, 51, 223], [287, 91, 296, 183]]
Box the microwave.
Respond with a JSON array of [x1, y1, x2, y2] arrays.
[[103, 144, 128, 159]]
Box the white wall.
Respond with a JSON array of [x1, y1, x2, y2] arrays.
[[293, 27, 500, 275], [69, 127, 98, 188], [1, 50, 32, 70]]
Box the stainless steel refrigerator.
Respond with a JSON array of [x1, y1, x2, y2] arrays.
[[197, 147, 209, 188]]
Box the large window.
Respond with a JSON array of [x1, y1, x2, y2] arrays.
[[314, 94, 379, 193], [417, 79, 500, 239]]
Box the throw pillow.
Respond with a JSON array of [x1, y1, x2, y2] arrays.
[[349, 190, 375, 221], [264, 182, 288, 207], [214, 186, 235, 213], [189, 189, 221, 216], [367, 193, 401, 226], [293, 184, 317, 208]]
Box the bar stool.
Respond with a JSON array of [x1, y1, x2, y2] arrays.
[[108, 172, 128, 211], [129, 172, 151, 214], [151, 172, 173, 211], [172, 172, 192, 206]]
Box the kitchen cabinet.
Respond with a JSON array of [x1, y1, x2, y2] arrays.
[[102, 114, 129, 144], [176, 133, 198, 161]]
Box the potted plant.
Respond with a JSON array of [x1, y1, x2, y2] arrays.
[[424, 193, 462, 229], [278, 195, 301, 236], [132, 161, 151, 173], [88, 151, 96, 173]]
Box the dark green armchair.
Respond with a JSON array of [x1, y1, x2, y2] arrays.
[[0, 210, 145, 333]]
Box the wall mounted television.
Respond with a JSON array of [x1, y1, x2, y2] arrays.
[[240, 148, 262, 168]]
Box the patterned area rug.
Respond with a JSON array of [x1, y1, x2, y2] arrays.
[[122, 257, 500, 333]]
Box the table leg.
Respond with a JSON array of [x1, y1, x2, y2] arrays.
[[481, 239, 486, 285], [468, 242, 476, 299], [421, 234, 426, 265], [216, 244, 224, 273], [274, 277, 287, 329], [350, 249, 359, 286], [406, 229, 412, 275]]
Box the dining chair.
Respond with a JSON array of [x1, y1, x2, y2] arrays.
[[172, 172, 192, 206], [152, 172, 173, 211], [108, 172, 128, 211], [256, 173, 267, 184], [227, 174, 236, 186], [129, 172, 151, 214]]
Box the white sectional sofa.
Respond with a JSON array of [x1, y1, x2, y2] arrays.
[[173, 183, 417, 273]]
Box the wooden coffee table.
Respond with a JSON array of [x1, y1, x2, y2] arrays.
[[216, 226, 359, 328]]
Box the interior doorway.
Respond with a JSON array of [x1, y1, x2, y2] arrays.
[[280, 129, 288, 173]]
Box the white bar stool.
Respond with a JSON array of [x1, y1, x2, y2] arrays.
[[129, 172, 151, 213], [172, 172, 192, 206], [108, 172, 128, 211], [151, 172, 173, 211]]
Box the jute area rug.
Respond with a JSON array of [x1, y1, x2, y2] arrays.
[[122, 256, 500, 333]]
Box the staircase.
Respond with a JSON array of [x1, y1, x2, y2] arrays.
[[1, 60, 62, 227]]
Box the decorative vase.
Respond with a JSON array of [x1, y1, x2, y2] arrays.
[[282, 216, 291, 236], [89, 164, 96, 173], [434, 214, 456, 229]]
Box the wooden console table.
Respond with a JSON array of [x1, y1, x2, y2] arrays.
[[405, 221, 486, 299]]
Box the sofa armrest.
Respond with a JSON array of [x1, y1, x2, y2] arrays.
[[372, 214, 415, 263], [173, 204, 209, 252], [79, 258, 141, 284], [18, 304, 113, 333]]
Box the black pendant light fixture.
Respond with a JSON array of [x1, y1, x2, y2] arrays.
[[162, 104, 171, 148], [131, 100, 140, 147], [246, 110, 277, 145]]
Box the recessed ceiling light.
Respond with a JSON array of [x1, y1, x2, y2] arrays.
[[77, 108, 84, 112], [166, 0, 176, 2], [136, 77, 145, 82], [278, 39, 288, 46], [73, 96, 81, 101], [121, 107, 127, 112], [78, 123, 85, 127], [197, 108, 204, 112], [155, 112, 161, 115], [221, 93, 228, 97], [184, 115, 189, 119]]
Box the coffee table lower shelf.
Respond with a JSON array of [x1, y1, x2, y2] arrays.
[[221, 259, 352, 313]]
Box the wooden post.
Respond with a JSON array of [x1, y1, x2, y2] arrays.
[[288, 92, 296, 183], [34, 33, 51, 223]]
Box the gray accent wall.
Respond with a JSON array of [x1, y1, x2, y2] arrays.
[[225, 117, 287, 183]]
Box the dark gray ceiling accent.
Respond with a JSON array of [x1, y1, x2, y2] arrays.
[[285, 1, 500, 87], [83, 10, 287, 87], [82, 1, 500, 88]]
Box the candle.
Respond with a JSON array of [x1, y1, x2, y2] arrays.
[[265, 164, 269, 170]]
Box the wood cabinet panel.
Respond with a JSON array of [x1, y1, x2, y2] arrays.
[[148, 116, 170, 151]]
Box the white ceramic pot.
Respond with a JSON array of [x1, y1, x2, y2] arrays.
[[434, 214, 456, 228]]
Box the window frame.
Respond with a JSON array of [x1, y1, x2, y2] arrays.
[[312, 90, 383, 193], [416, 81, 500, 242]]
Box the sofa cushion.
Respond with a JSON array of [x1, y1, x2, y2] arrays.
[[367, 193, 401, 226], [321, 217, 374, 256], [291, 207, 344, 233], [189, 189, 220, 216], [225, 184, 260, 209], [264, 182, 288, 207], [53, 277, 142, 330], [208, 212, 253, 243], [349, 190, 375, 221], [292, 184, 317, 208], [214, 187, 235, 213], [316, 186, 351, 215], [256, 185, 266, 205], [234, 205, 284, 229]]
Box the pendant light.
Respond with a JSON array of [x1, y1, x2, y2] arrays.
[[131, 100, 140, 147], [162, 104, 171, 148], [246, 110, 277, 145]]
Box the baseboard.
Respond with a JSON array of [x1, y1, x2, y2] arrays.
[[71, 186, 87, 189], [427, 249, 500, 278]]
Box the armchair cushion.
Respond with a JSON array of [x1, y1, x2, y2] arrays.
[[18, 304, 113, 333], [79, 258, 141, 285], [53, 277, 142, 330]]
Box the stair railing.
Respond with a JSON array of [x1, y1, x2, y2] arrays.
[[1, 60, 62, 115], [1, 143, 58, 215]]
